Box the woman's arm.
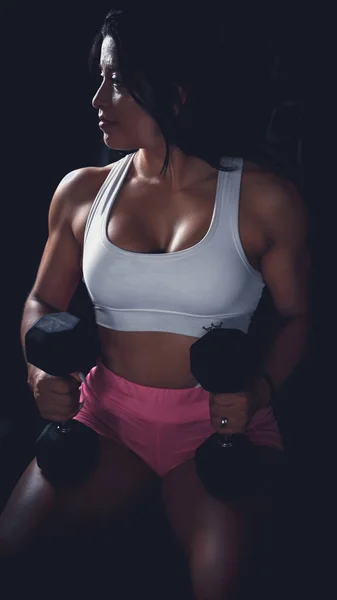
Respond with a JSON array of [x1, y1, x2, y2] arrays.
[[21, 169, 91, 371], [250, 177, 310, 408]]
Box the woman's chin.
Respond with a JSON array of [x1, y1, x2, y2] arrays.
[[103, 137, 138, 153]]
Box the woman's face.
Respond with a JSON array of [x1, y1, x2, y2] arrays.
[[92, 36, 162, 151]]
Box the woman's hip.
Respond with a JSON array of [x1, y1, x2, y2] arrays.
[[75, 358, 284, 451]]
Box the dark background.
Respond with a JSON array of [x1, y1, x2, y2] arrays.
[[0, 2, 334, 596]]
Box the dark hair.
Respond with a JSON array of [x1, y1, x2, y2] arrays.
[[89, 4, 286, 178]]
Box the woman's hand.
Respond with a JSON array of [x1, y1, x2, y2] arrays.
[[27, 365, 83, 422], [209, 388, 260, 435]]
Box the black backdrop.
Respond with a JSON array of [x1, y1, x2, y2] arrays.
[[1, 3, 334, 592]]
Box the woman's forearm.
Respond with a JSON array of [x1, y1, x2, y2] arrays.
[[250, 313, 309, 407]]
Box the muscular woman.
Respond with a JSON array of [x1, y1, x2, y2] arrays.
[[0, 6, 309, 599]]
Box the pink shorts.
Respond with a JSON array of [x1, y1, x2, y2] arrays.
[[74, 358, 284, 478]]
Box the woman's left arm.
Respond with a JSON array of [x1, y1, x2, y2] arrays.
[[209, 177, 311, 434], [250, 177, 311, 409]]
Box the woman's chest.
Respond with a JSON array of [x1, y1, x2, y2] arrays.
[[105, 170, 266, 270]]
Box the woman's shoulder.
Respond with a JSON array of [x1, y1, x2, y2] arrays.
[[59, 162, 116, 201], [240, 158, 306, 240], [73, 154, 129, 197], [54, 162, 117, 249]]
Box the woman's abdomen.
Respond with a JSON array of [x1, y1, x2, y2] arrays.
[[97, 326, 200, 389]]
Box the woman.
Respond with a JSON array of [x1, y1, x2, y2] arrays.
[[0, 6, 309, 599]]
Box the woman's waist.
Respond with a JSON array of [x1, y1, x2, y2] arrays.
[[97, 326, 199, 389], [81, 360, 281, 437], [80, 356, 208, 423]]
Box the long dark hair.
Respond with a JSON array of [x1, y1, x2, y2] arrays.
[[89, 4, 283, 177]]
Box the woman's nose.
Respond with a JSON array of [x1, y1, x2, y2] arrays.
[[92, 87, 101, 109], [92, 82, 110, 110]]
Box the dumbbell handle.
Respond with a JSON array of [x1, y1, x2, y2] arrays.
[[71, 371, 87, 385], [218, 434, 233, 449], [57, 371, 86, 433]]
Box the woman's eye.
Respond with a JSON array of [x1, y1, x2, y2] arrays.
[[99, 72, 123, 89], [111, 78, 123, 88]]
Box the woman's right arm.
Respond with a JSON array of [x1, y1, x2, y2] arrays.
[[21, 168, 93, 376]]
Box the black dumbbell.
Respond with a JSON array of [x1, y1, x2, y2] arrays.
[[190, 328, 259, 500], [25, 312, 101, 486]]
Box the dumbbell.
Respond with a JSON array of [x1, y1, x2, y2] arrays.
[[25, 312, 101, 486], [190, 328, 259, 500]]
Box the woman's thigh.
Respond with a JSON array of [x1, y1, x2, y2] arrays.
[[162, 451, 287, 600], [0, 433, 159, 556]]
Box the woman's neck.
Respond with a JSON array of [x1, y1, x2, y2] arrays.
[[134, 146, 217, 192]]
